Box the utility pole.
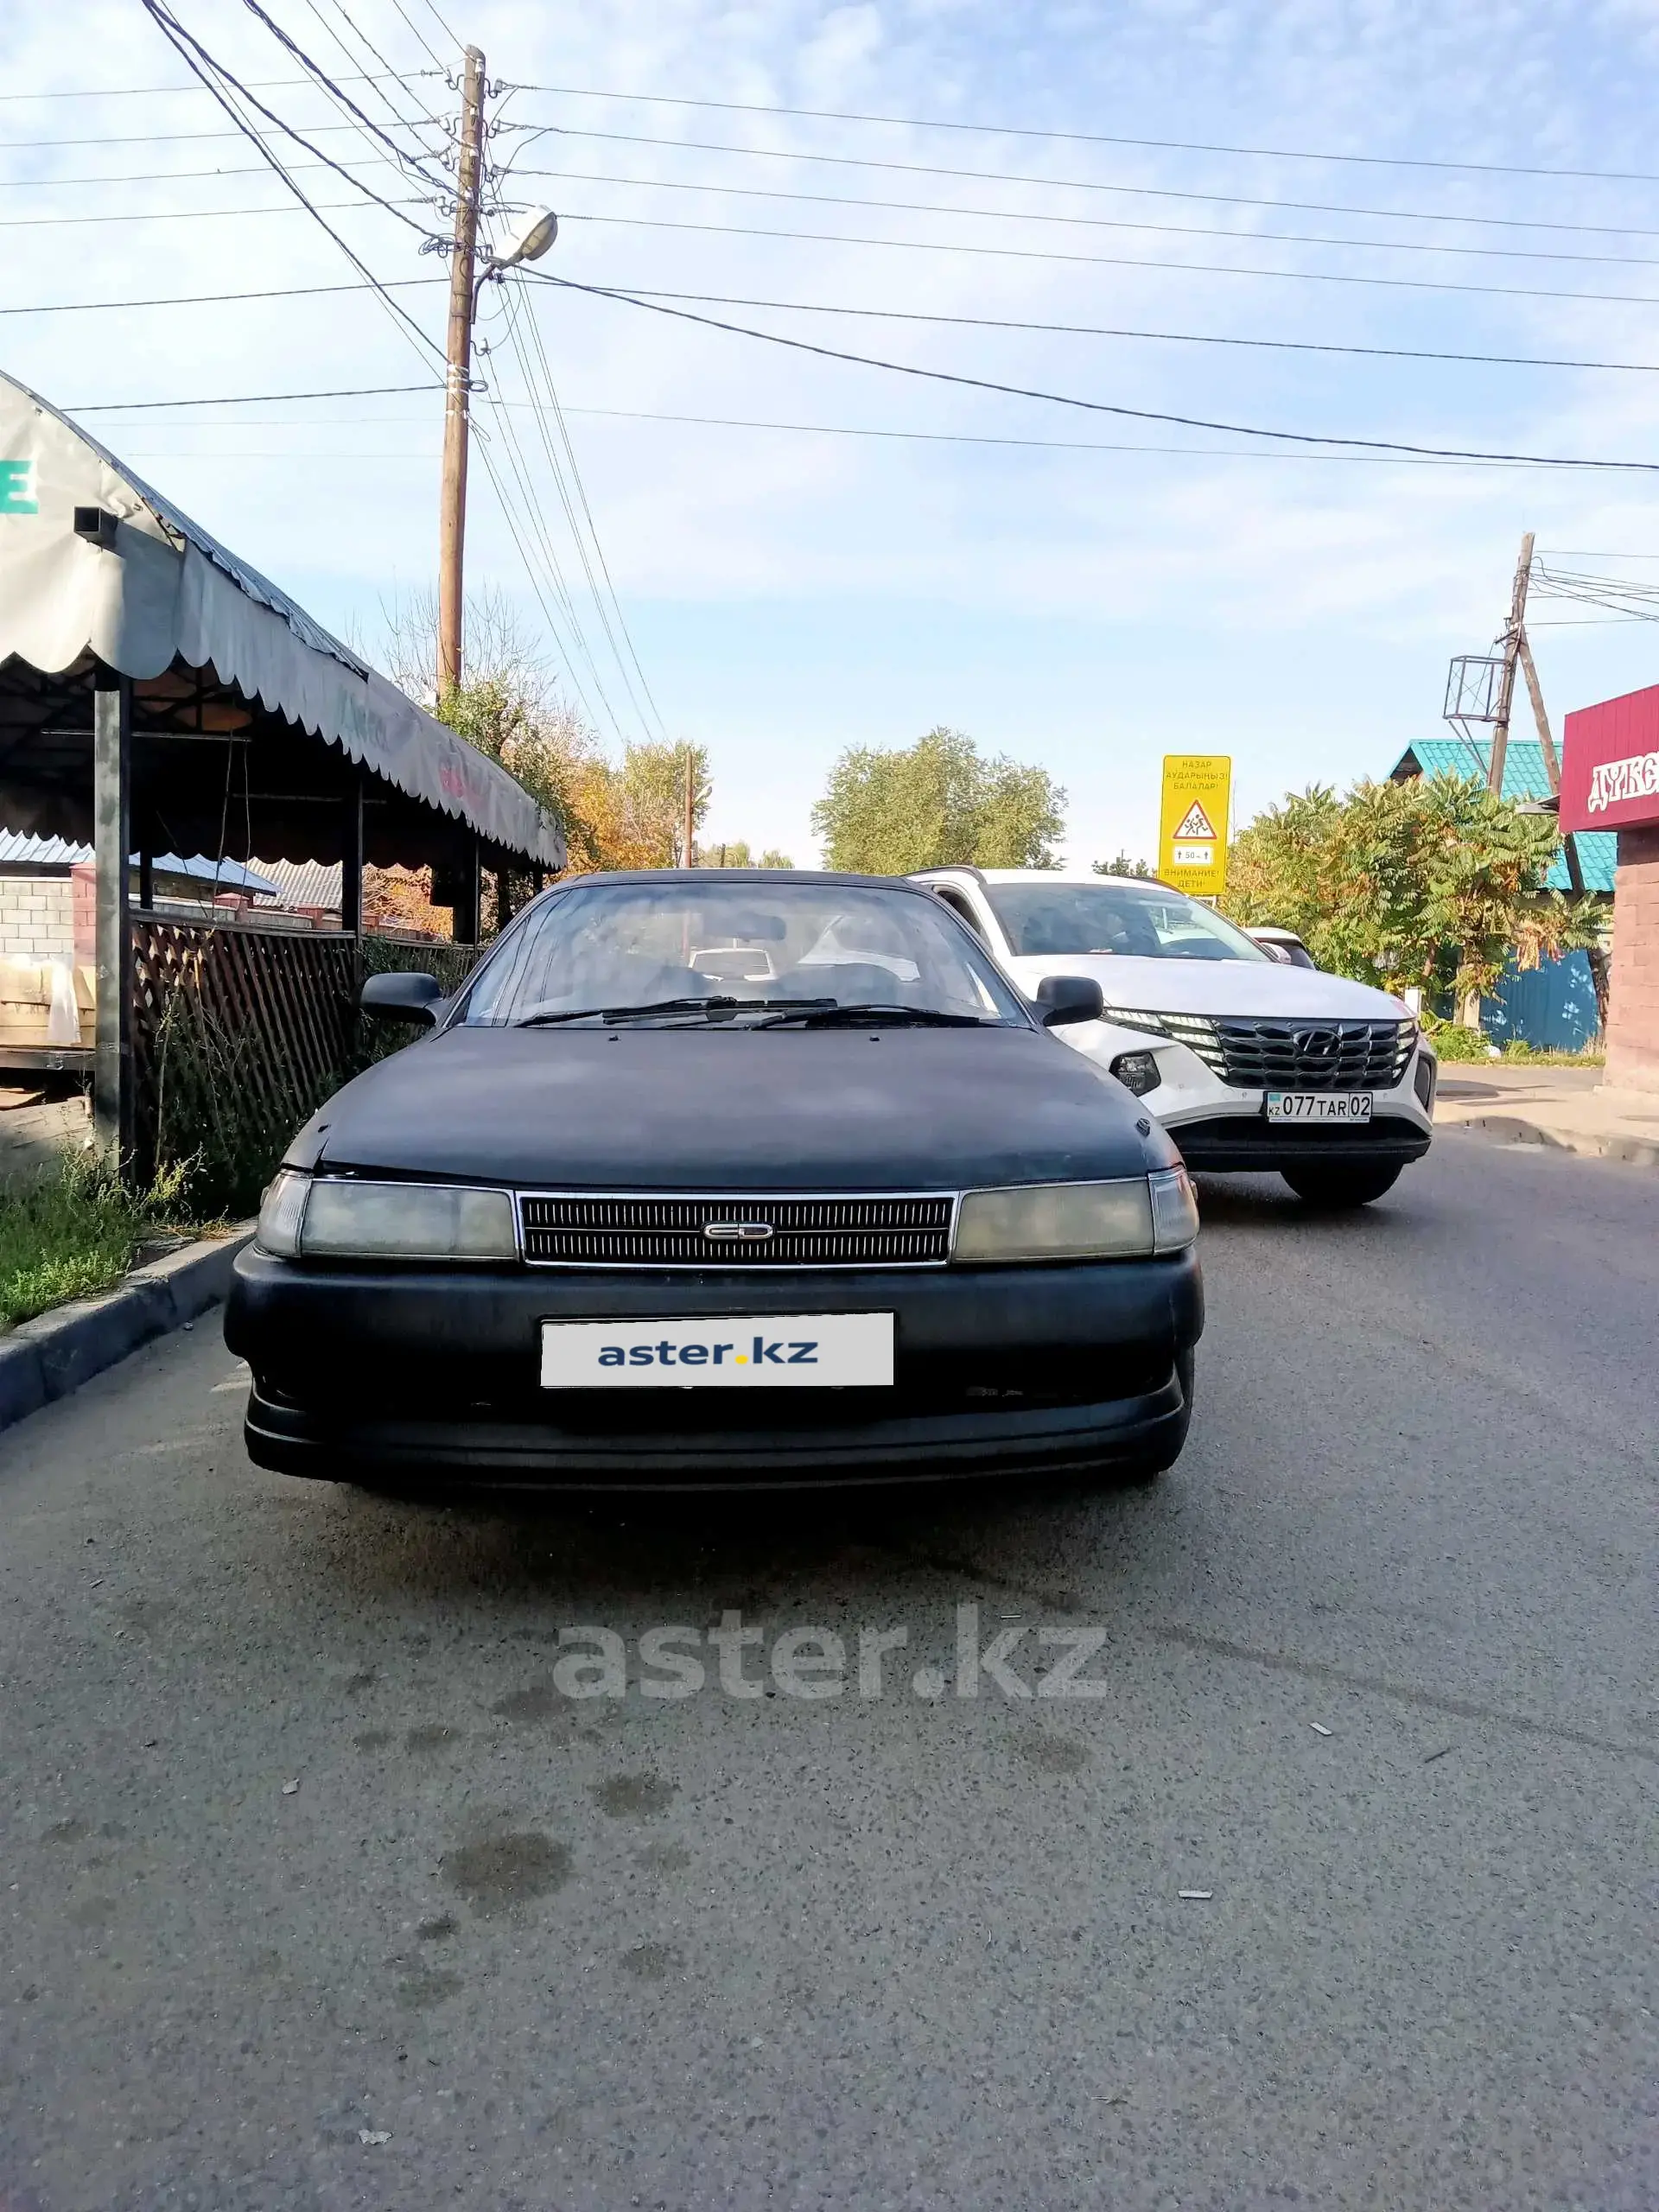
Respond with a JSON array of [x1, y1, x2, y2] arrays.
[[1514, 626, 1611, 1031], [1487, 530, 1534, 796], [682, 749, 696, 868], [437, 45, 486, 702]]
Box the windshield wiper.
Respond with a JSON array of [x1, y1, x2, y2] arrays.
[[514, 995, 838, 1028], [753, 1002, 993, 1029]]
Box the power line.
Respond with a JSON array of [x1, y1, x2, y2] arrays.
[[505, 82, 1659, 188], [136, 0, 443, 239], [548, 285, 1659, 378], [0, 156, 424, 189], [13, 269, 1659, 382], [233, 0, 450, 189], [0, 67, 436, 101], [92, 407, 1639, 471], [0, 195, 429, 228], [556, 207, 1659, 309], [509, 124, 1659, 245], [296, 0, 450, 140], [384, 0, 452, 74], [72, 394, 1638, 471], [19, 144, 1659, 269], [517, 162, 1659, 270], [536, 402, 1633, 472], [474, 181, 663, 742], [509, 272, 667, 738], [66, 382, 442, 410], [0, 276, 447, 315], [526, 268, 1659, 474], [1, 119, 380, 148]]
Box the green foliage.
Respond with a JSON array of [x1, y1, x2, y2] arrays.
[[619, 742, 713, 866], [1221, 772, 1601, 1007], [702, 840, 794, 868], [0, 1151, 197, 1328], [1422, 1018, 1495, 1063], [811, 727, 1065, 874], [1094, 851, 1154, 879], [1499, 1038, 1605, 1066]]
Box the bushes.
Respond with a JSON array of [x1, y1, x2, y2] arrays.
[[0, 1152, 194, 1329]]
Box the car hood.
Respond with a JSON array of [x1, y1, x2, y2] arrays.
[[1000, 953, 1408, 1021], [286, 1022, 1178, 1190]]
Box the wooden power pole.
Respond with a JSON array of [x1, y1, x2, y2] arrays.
[[437, 45, 486, 701], [1486, 530, 1534, 796], [682, 749, 696, 868]]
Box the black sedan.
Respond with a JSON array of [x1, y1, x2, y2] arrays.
[[226, 872, 1203, 1490]]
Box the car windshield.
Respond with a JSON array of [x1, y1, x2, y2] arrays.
[[985, 880, 1271, 963], [459, 879, 1029, 1027]]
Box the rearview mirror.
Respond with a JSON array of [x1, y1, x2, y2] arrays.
[[1033, 975, 1104, 1027], [360, 970, 445, 1026]]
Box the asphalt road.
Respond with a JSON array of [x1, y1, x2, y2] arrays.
[[2, 1131, 1655, 2212]]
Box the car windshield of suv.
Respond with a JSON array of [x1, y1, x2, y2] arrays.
[[985, 880, 1271, 963], [460, 880, 1030, 1026]]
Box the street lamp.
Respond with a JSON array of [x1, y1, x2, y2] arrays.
[[481, 207, 558, 287]]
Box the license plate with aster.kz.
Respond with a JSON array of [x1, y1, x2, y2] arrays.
[[540, 1313, 895, 1389], [1265, 1092, 1374, 1123]]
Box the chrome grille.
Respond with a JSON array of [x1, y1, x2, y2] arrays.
[[518, 1192, 954, 1268], [1110, 1011, 1414, 1091]]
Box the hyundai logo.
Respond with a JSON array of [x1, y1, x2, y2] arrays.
[[703, 1221, 775, 1242], [1294, 1027, 1338, 1055]]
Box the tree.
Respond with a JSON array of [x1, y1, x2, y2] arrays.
[[811, 727, 1065, 874], [698, 840, 794, 868], [1094, 851, 1154, 879], [1221, 772, 1603, 1012], [372, 588, 709, 878]]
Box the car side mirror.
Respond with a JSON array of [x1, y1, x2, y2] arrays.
[[1033, 975, 1104, 1027], [360, 970, 445, 1026]]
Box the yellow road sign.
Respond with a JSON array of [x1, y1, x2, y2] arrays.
[[1159, 755, 1232, 897]]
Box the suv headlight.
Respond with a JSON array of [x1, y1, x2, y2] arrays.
[[254, 1172, 518, 1261], [953, 1176, 1185, 1262]]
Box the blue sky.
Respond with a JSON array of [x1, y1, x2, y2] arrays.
[[8, 0, 1659, 863]]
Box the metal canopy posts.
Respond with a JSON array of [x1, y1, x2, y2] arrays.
[[92, 666, 130, 1160]]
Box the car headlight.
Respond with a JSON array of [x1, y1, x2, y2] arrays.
[[953, 1177, 1164, 1262], [254, 1172, 518, 1261], [1148, 1165, 1199, 1252], [255, 1168, 309, 1257]]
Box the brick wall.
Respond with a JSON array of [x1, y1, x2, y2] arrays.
[[1605, 823, 1659, 1092], [0, 872, 75, 964]]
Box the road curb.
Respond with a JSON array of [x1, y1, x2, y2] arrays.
[[1440, 1112, 1659, 1171], [0, 1224, 254, 1438]]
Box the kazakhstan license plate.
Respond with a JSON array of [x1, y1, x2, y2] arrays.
[[1265, 1092, 1374, 1123], [539, 1313, 894, 1389]]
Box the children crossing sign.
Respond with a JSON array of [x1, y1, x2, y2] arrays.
[[1158, 756, 1231, 896]]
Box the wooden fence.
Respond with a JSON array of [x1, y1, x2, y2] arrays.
[[130, 917, 481, 1212]]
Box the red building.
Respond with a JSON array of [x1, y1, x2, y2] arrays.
[[1561, 685, 1659, 1090]]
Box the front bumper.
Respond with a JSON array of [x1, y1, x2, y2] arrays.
[[1064, 1023, 1436, 1176], [226, 1247, 1203, 1489]]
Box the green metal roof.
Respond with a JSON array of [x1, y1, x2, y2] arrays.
[[1389, 740, 1616, 893]]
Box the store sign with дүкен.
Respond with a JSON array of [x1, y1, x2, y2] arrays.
[[1560, 683, 1659, 833], [1159, 756, 1232, 895]]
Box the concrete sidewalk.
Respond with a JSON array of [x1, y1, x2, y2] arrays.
[[1436, 1061, 1659, 1168]]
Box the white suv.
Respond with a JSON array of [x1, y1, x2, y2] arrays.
[[912, 868, 1435, 1208]]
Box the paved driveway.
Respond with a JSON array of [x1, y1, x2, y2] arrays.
[[1, 1132, 1654, 2211]]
